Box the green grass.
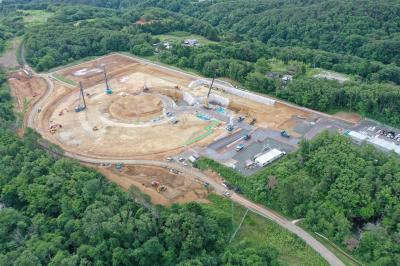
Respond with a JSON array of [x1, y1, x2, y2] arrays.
[[268, 58, 289, 73], [205, 194, 329, 266], [52, 73, 78, 86], [155, 31, 217, 45], [19, 10, 53, 25]]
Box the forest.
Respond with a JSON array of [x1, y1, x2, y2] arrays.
[[195, 133, 400, 265], [13, 1, 400, 127]]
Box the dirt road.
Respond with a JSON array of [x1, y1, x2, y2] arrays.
[[0, 38, 21, 69]]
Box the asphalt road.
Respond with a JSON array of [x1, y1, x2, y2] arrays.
[[24, 57, 345, 266]]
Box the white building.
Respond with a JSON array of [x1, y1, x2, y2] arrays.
[[367, 137, 400, 155], [345, 130, 368, 144], [183, 39, 199, 46], [344, 130, 400, 155], [255, 149, 286, 167]]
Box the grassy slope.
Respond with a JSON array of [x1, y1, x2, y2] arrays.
[[206, 194, 329, 266]]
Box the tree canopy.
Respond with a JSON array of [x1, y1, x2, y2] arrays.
[[196, 132, 400, 265]]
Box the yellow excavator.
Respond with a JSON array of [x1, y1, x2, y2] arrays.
[[204, 77, 215, 109]]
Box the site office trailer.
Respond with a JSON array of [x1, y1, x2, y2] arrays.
[[255, 149, 286, 167]]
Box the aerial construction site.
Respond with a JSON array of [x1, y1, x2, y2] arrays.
[[12, 53, 363, 204]]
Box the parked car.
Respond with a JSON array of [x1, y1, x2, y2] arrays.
[[235, 143, 245, 152]]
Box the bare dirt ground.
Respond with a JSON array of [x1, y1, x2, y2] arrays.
[[8, 71, 47, 112], [97, 165, 210, 206], [334, 111, 361, 123], [0, 38, 20, 69], [58, 54, 192, 88], [109, 94, 163, 122], [41, 57, 225, 159], [8, 71, 47, 135]]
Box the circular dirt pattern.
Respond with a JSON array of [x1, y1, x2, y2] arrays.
[[109, 94, 163, 121]]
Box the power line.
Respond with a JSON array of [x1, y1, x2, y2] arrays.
[[229, 208, 249, 243]]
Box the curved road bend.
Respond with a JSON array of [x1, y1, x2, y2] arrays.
[[26, 73, 344, 266]]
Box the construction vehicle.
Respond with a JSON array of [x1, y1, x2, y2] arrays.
[[280, 130, 290, 138], [75, 82, 87, 112], [157, 185, 166, 193], [204, 77, 215, 109], [58, 108, 68, 116], [151, 180, 160, 187], [170, 117, 179, 124], [237, 116, 245, 123], [49, 124, 62, 134], [102, 66, 113, 94], [243, 134, 251, 140], [115, 163, 124, 170]]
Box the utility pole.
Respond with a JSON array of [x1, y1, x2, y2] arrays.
[[231, 201, 234, 229], [229, 209, 249, 243]]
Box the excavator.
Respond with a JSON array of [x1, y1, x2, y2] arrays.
[[204, 77, 215, 109]]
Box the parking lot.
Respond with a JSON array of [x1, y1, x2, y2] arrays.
[[233, 137, 297, 175]]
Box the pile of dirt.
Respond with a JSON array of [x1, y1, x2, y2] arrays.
[[8, 71, 47, 112], [109, 94, 163, 121]]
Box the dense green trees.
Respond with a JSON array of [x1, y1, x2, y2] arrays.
[[0, 129, 283, 265], [20, 3, 400, 127], [196, 133, 400, 265], [0, 70, 15, 126]]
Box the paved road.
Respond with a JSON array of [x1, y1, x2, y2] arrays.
[[25, 65, 345, 266]]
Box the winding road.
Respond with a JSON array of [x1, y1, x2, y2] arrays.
[[24, 57, 345, 266]]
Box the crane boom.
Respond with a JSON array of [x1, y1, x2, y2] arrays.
[[79, 82, 86, 109], [103, 66, 113, 94], [204, 77, 215, 109]]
